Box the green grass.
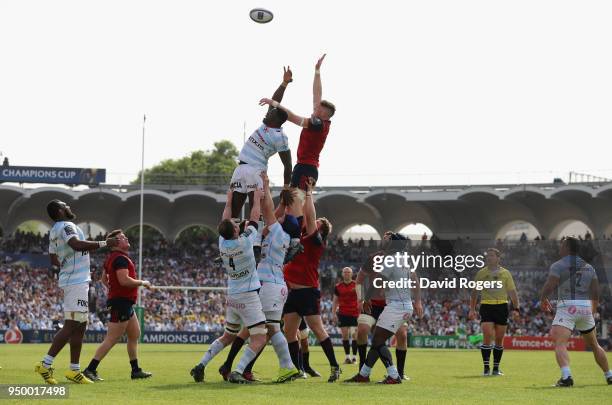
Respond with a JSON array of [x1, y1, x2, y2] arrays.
[[0, 344, 610, 404]]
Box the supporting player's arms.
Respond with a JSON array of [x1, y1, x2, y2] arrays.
[[313, 54, 325, 111], [303, 177, 317, 235], [589, 277, 600, 316], [278, 150, 292, 187], [116, 268, 151, 289], [260, 172, 276, 226], [539, 274, 559, 312], [268, 66, 292, 112], [67, 237, 118, 252], [221, 189, 233, 220]]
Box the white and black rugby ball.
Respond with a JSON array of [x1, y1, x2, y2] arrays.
[[249, 8, 274, 24]]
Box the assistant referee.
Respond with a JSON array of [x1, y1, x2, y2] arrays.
[[469, 248, 519, 376]]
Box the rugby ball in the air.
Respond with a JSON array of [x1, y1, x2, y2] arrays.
[[250, 8, 274, 24]]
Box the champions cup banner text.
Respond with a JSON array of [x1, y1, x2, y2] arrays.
[[0, 166, 106, 185]]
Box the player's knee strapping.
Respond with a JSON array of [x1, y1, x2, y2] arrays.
[[357, 313, 376, 328], [64, 311, 88, 323], [225, 325, 241, 335], [249, 324, 267, 335], [299, 328, 309, 340]]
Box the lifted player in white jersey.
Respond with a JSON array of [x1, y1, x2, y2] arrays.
[[230, 67, 294, 219], [346, 232, 423, 384], [218, 173, 301, 383], [35, 199, 119, 385], [540, 237, 612, 387], [190, 188, 270, 384]]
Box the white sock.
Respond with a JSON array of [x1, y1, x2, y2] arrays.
[[561, 366, 571, 379], [271, 331, 294, 369], [359, 364, 372, 377], [235, 347, 257, 374], [70, 363, 80, 371], [199, 339, 225, 367], [42, 355, 54, 368], [604, 370, 612, 378], [386, 364, 399, 379]]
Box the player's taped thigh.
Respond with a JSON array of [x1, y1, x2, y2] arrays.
[[225, 323, 241, 335], [299, 328, 309, 340], [358, 313, 376, 328], [249, 325, 268, 335], [265, 319, 281, 333], [64, 311, 88, 323]]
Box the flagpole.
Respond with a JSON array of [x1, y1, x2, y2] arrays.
[[138, 114, 146, 307]]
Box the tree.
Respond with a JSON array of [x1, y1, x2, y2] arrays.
[[133, 140, 238, 185]]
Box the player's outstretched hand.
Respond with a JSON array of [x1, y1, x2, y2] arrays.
[[315, 54, 326, 70], [141, 280, 152, 289], [305, 176, 316, 192], [283, 66, 293, 84], [254, 188, 265, 201], [259, 98, 273, 106]]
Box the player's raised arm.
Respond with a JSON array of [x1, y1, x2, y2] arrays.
[[259, 98, 310, 128], [260, 172, 276, 226], [268, 66, 292, 112], [303, 177, 317, 235], [221, 189, 233, 221], [313, 54, 325, 111]]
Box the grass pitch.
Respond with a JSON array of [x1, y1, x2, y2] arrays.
[[0, 344, 610, 404]]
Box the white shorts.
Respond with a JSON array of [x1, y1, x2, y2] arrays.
[[259, 282, 288, 322], [376, 303, 412, 334], [553, 305, 595, 333], [230, 164, 264, 194], [225, 290, 266, 329], [62, 283, 89, 321]]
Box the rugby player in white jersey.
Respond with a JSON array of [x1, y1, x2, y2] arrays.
[[35, 199, 119, 385], [345, 232, 423, 384], [230, 67, 294, 219], [539, 237, 612, 387], [191, 188, 270, 384]]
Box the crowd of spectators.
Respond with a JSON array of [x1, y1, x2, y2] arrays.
[[1, 230, 610, 341]]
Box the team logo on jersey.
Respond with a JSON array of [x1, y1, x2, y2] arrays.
[[568, 306, 577, 315], [64, 225, 76, 236]]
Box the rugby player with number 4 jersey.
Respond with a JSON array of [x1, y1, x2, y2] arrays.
[[35, 200, 119, 385], [539, 237, 612, 387], [191, 188, 270, 384]]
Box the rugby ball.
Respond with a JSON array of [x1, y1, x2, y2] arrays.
[[249, 8, 274, 24]]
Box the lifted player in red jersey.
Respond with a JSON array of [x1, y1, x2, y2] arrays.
[[282, 178, 341, 382], [258, 54, 335, 196], [333, 267, 359, 364]]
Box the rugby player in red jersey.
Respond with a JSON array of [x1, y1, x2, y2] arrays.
[[333, 267, 359, 364], [83, 229, 152, 381], [282, 177, 341, 382], [258, 54, 335, 195]]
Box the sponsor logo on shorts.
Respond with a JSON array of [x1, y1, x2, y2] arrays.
[[226, 300, 246, 309], [230, 181, 242, 189]]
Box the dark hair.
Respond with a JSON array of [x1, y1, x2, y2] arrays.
[[107, 229, 123, 239], [321, 100, 336, 117], [486, 248, 501, 257], [218, 219, 235, 240], [46, 199, 64, 221], [563, 237, 579, 255]]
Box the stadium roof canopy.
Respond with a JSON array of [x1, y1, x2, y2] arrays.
[[1, 182, 611, 240]]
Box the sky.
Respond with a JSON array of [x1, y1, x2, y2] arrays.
[[1, 0, 612, 187]]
